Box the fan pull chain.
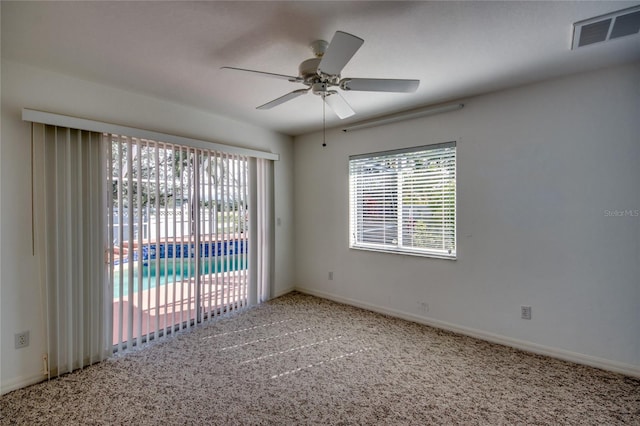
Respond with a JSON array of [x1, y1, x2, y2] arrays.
[[322, 95, 327, 147]]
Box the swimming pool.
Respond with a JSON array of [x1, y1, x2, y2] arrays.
[[113, 255, 245, 298], [112, 241, 247, 298]]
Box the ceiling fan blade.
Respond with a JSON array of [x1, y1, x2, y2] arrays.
[[256, 88, 309, 110], [317, 31, 364, 76], [324, 91, 355, 119], [221, 66, 302, 83], [341, 78, 420, 93]]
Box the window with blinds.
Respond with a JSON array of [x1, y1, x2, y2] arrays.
[[349, 142, 456, 259]]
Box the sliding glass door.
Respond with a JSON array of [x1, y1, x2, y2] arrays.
[[29, 114, 274, 378], [107, 135, 249, 350]]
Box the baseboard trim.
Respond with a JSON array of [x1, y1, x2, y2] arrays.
[[1, 372, 47, 395], [272, 286, 296, 299], [295, 286, 640, 379]]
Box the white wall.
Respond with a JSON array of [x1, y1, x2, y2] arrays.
[[294, 63, 640, 376], [0, 60, 295, 393]]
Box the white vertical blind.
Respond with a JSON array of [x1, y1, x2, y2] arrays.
[[349, 142, 456, 258], [30, 112, 276, 373], [106, 134, 257, 350], [33, 124, 110, 377], [256, 158, 274, 303], [195, 149, 252, 318], [247, 158, 273, 305]]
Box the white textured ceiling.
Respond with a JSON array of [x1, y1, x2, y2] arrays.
[[3, 1, 640, 136]]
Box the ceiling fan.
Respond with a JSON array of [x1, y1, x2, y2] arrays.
[[222, 31, 420, 119]]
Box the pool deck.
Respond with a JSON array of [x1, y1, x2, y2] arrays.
[[112, 271, 247, 345]]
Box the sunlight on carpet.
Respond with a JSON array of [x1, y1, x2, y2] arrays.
[[1, 291, 638, 425]]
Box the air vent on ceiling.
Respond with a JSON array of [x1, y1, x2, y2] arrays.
[[572, 5, 640, 49]]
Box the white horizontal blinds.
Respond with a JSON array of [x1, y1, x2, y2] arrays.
[[349, 142, 456, 257], [33, 124, 110, 378], [350, 156, 399, 246], [399, 146, 456, 253]]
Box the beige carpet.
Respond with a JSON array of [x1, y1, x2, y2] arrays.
[[1, 292, 639, 425]]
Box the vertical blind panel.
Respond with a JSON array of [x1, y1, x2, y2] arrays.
[[256, 158, 273, 303], [107, 134, 251, 351], [31, 118, 274, 379], [349, 143, 456, 257], [33, 124, 110, 378]]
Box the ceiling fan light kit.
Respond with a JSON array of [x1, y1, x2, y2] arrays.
[[309, 39, 329, 57], [222, 30, 420, 120]]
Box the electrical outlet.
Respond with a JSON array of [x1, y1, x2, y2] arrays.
[[15, 331, 30, 349], [328, 271, 334, 280], [521, 306, 532, 320]]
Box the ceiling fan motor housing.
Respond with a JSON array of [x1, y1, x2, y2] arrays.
[[299, 57, 322, 83], [311, 82, 329, 95], [299, 57, 340, 93]]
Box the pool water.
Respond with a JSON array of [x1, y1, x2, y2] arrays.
[[113, 255, 245, 298]]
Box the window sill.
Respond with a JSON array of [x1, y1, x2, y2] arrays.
[[350, 244, 456, 260]]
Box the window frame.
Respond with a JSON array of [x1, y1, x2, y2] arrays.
[[348, 141, 457, 260]]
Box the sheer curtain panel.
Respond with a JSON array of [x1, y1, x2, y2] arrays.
[[33, 124, 111, 378]]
